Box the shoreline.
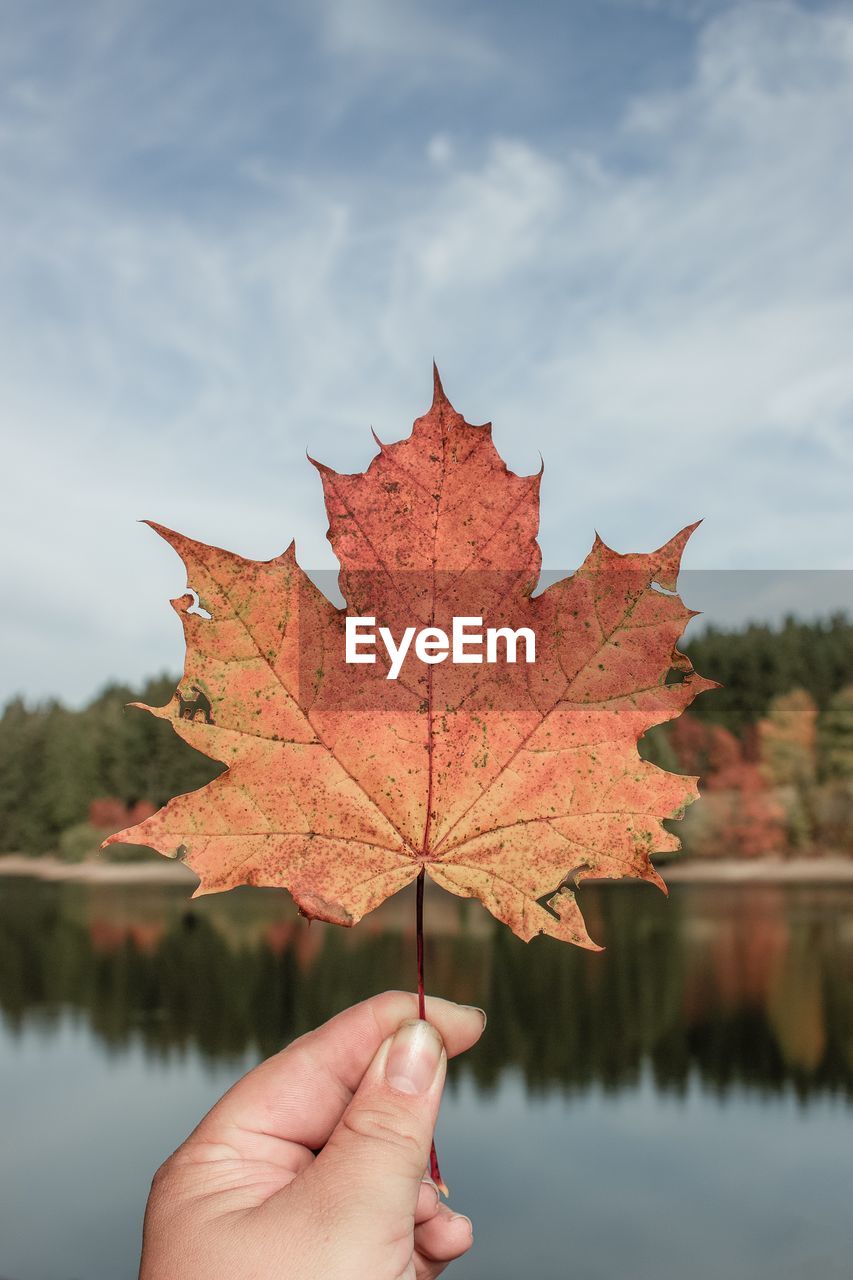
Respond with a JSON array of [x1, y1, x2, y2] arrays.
[[661, 856, 853, 883], [1, 853, 852, 886], [0, 854, 194, 884]]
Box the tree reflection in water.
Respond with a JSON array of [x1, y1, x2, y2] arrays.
[[1, 877, 851, 1099]]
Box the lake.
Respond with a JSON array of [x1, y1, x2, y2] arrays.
[[0, 873, 852, 1279]]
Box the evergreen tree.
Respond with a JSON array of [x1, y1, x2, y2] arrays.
[[819, 686, 853, 780], [685, 613, 853, 732]]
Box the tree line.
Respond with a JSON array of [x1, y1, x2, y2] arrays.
[[0, 676, 220, 855], [1, 613, 852, 858]]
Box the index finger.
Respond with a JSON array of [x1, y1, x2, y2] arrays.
[[193, 991, 486, 1151]]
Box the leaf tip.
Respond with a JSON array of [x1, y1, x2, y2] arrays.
[[432, 360, 448, 408], [647, 862, 669, 896], [653, 519, 703, 590], [307, 450, 336, 480], [143, 518, 173, 540], [294, 891, 356, 927]]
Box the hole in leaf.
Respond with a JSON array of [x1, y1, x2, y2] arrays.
[[536, 866, 588, 917], [535, 891, 561, 919], [186, 588, 212, 620]]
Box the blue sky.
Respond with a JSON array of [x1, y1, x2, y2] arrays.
[[2, 0, 852, 705]]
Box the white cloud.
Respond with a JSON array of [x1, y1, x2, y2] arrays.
[[311, 0, 500, 68], [2, 0, 852, 705], [427, 133, 455, 168]]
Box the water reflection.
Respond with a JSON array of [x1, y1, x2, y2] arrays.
[[1, 877, 852, 1099]]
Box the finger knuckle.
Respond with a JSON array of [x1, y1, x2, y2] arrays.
[[341, 1103, 424, 1162], [149, 1156, 175, 1199], [145, 1156, 183, 1224]]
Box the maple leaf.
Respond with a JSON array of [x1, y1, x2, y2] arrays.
[[105, 368, 715, 949]]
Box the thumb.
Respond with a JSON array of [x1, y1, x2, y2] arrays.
[[312, 1017, 446, 1229]]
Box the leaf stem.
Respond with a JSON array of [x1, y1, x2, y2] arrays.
[[416, 867, 447, 1196], [416, 867, 426, 1019]]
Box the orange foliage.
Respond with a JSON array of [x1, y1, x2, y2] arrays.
[[89, 797, 156, 830], [106, 371, 713, 948]]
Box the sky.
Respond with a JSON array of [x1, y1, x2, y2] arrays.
[[1, 0, 852, 706]]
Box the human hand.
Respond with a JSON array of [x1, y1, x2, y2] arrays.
[[140, 991, 486, 1279]]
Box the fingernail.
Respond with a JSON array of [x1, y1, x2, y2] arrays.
[[451, 1212, 473, 1235], [463, 1004, 487, 1029], [421, 1176, 441, 1206], [385, 1019, 444, 1094]]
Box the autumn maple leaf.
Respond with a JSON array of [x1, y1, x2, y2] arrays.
[[105, 368, 714, 950]]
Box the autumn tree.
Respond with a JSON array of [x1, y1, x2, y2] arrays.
[[758, 689, 818, 787]]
